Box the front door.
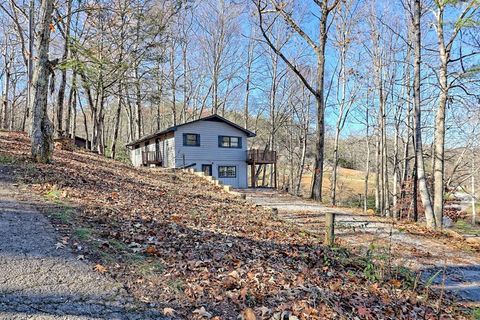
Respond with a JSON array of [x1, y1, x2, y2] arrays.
[[202, 164, 212, 176]]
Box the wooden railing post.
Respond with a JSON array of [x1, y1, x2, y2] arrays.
[[325, 212, 335, 246]]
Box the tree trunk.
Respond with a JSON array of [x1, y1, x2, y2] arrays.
[[296, 132, 308, 196], [310, 6, 329, 202], [244, 37, 254, 130], [364, 108, 370, 213], [2, 39, 11, 130], [433, 6, 450, 229], [65, 71, 77, 137], [413, 0, 435, 228], [111, 83, 123, 159], [22, 0, 35, 132], [9, 77, 17, 130], [375, 128, 381, 214], [30, 0, 55, 163], [56, 0, 72, 137], [182, 40, 188, 123], [135, 72, 142, 138]]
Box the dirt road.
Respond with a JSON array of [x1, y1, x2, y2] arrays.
[[0, 165, 164, 319], [243, 188, 480, 304]]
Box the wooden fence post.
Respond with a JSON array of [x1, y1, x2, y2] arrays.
[[325, 212, 335, 246]]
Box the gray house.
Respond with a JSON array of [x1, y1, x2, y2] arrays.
[[126, 115, 257, 188]]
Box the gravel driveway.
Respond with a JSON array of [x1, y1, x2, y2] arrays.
[[0, 165, 164, 320], [242, 188, 480, 304]]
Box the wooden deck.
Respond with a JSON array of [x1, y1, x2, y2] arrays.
[[247, 149, 278, 189], [142, 151, 162, 166], [247, 149, 277, 164]]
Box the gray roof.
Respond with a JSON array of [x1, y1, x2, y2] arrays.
[[126, 114, 256, 147]]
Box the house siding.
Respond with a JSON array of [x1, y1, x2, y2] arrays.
[[130, 132, 175, 168], [174, 121, 248, 188], [129, 119, 250, 188]]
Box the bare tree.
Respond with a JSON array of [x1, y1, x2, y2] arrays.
[[55, 0, 73, 137], [412, 0, 435, 228], [431, 0, 478, 228], [255, 0, 340, 201], [30, 0, 55, 163]]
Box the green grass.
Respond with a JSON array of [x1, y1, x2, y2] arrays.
[[472, 307, 480, 320], [340, 194, 376, 210], [167, 279, 184, 293], [46, 189, 62, 200], [109, 239, 128, 252], [51, 207, 74, 224], [75, 227, 93, 240], [465, 203, 479, 215], [100, 252, 117, 264], [45, 186, 65, 204], [0, 154, 16, 164], [453, 219, 480, 236], [125, 252, 146, 263], [137, 261, 165, 276]]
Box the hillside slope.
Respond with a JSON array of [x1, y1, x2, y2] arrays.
[[0, 131, 466, 319]]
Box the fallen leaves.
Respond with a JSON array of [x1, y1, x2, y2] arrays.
[[0, 131, 468, 320], [240, 308, 256, 320], [55, 242, 65, 249], [94, 264, 107, 273], [163, 307, 175, 316], [193, 306, 212, 318], [144, 245, 158, 255]]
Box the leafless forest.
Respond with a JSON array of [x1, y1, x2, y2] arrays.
[[1, 0, 479, 229]]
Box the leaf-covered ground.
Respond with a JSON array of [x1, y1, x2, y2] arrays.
[[0, 131, 469, 319]]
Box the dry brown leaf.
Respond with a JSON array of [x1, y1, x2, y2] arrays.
[[163, 307, 175, 316], [145, 245, 158, 255], [193, 306, 212, 319], [94, 264, 107, 273], [390, 279, 402, 288], [240, 308, 256, 320]]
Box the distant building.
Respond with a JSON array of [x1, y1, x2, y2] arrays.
[[73, 136, 91, 150]]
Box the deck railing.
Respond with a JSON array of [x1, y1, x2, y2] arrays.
[[247, 149, 277, 164], [142, 151, 162, 166]]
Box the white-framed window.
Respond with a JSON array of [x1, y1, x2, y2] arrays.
[[183, 133, 200, 146], [218, 136, 242, 148], [218, 166, 236, 178]]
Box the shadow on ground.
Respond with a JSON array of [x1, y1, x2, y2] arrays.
[[421, 265, 480, 303]]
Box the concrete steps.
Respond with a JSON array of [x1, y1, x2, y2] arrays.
[[183, 168, 237, 195]]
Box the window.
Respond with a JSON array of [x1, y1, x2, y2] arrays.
[[183, 133, 200, 146], [218, 166, 236, 178], [218, 136, 242, 148]]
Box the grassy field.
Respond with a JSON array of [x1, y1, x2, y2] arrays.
[[299, 167, 376, 206]]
